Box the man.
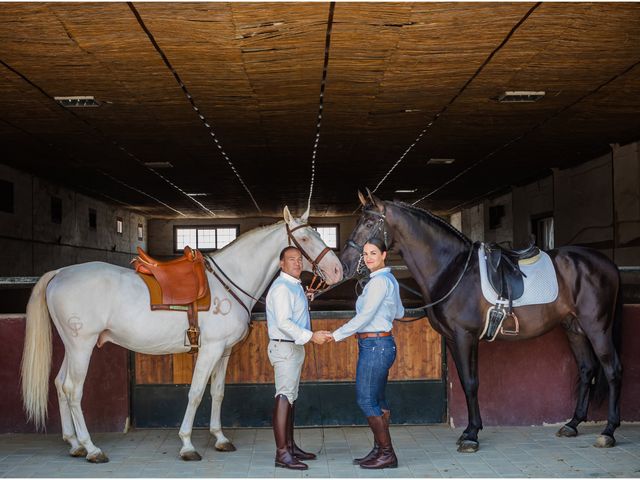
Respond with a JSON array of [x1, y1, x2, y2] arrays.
[[266, 246, 332, 470]]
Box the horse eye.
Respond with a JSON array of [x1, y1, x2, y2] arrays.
[[301, 237, 308, 242], [365, 221, 373, 228]]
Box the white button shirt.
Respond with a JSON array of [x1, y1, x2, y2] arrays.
[[266, 272, 313, 345], [333, 267, 405, 342]]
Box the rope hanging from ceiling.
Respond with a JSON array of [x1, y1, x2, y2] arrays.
[[128, 2, 261, 214], [307, 2, 336, 214]]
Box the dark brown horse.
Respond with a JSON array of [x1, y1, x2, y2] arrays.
[[340, 192, 623, 453]]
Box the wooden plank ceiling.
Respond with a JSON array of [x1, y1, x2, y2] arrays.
[[1, 2, 639, 217]]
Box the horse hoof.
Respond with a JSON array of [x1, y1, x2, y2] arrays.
[[556, 425, 578, 438], [69, 446, 88, 457], [457, 440, 479, 453], [215, 441, 237, 452], [181, 450, 202, 461], [87, 452, 109, 463], [594, 435, 616, 448]]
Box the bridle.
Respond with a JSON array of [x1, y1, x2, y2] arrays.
[[344, 208, 389, 276], [344, 205, 475, 312], [286, 223, 332, 292]]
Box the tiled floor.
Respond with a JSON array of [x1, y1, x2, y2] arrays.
[[1, 424, 639, 478]]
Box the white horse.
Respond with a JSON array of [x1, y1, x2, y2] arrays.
[[21, 206, 343, 463]]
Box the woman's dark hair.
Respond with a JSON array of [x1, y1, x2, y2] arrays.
[[364, 237, 387, 253]]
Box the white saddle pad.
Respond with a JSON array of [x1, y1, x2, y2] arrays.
[[478, 244, 559, 307]]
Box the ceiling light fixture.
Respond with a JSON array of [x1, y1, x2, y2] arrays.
[[54, 96, 101, 107], [496, 91, 545, 103], [395, 189, 417, 193], [427, 158, 455, 165], [143, 162, 173, 168], [187, 193, 210, 197]]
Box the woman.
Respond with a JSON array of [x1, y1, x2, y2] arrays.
[[330, 237, 404, 469]]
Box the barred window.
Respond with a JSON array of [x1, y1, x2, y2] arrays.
[[174, 226, 239, 252]]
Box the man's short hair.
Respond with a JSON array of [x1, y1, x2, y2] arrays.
[[279, 246, 301, 261]]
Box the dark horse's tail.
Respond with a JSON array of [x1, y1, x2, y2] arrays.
[[591, 272, 623, 406]]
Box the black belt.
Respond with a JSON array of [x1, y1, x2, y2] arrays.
[[270, 338, 295, 343]]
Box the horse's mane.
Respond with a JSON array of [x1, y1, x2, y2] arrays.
[[390, 201, 472, 246]]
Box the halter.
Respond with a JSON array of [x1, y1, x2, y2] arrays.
[[344, 204, 475, 312], [344, 208, 388, 276], [286, 223, 332, 292]]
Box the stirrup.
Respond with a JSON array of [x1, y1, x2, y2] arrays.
[[184, 326, 201, 353]]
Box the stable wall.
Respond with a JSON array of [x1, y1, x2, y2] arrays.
[[0, 164, 147, 277], [0, 314, 129, 433], [148, 215, 357, 258], [447, 305, 640, 427], [460, 140, 640, 265]]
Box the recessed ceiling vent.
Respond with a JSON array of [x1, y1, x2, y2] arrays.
[[427, 158, 455, 165], [54, 96, 101, 107], [496, 91, 545, 103], [143, 162, 173, 169]]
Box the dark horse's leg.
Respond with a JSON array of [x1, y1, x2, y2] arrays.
[[583, 327, 622, 447], [557, 328, 598, 438], [447, 331, 482, 453]]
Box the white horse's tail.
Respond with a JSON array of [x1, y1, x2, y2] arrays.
[[21, 270, 58, 430]]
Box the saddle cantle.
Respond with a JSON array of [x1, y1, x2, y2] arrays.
[[484, 241, 540, 304], [132, 246, 211, 353], [133, 246, 209, 305]]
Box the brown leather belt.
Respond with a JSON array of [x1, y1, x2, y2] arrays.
[[356, 331, 392, 339]]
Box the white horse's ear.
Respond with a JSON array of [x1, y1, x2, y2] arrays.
[[301, 205, 310, 224], [358, 190, 367, 206], [283, 205, 293, 225]]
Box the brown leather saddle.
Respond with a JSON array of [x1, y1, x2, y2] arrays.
[[132, 246, 211, 353]]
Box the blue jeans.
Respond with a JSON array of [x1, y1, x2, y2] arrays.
[[355, 336, 397, 417]]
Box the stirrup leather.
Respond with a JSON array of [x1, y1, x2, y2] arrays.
[[482, 301, 508, 342]]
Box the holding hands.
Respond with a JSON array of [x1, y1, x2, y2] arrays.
[[310, 330, 334, 344]]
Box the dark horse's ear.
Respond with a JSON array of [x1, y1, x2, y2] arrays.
[[357, 190, 368, 207], [366, 188, 384, 212]]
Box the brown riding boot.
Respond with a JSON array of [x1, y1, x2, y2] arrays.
[[288, 401, 316, 460], [353, 409, 390, 465], [273, 395, 308, 470], [360, 415, 398, 469]]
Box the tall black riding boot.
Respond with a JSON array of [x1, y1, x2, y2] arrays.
[[360, 415, 398, 469], [288, 401, 316, 460], [273, 395, 308, 470], [353, 410, 390, 465]]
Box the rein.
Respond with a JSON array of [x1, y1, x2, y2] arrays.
[[286, 223, 332, 292], [205, 256, 253, 319], [343, 205, 476, 322], [204, 222, 334, 318], [394, 244, 475, 322]]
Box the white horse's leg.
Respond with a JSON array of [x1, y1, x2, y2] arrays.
[[54, 355, 86, 458], [178, 344, 224, 461], [63, 342, 108, 463], [209, 348, 235, 451]]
